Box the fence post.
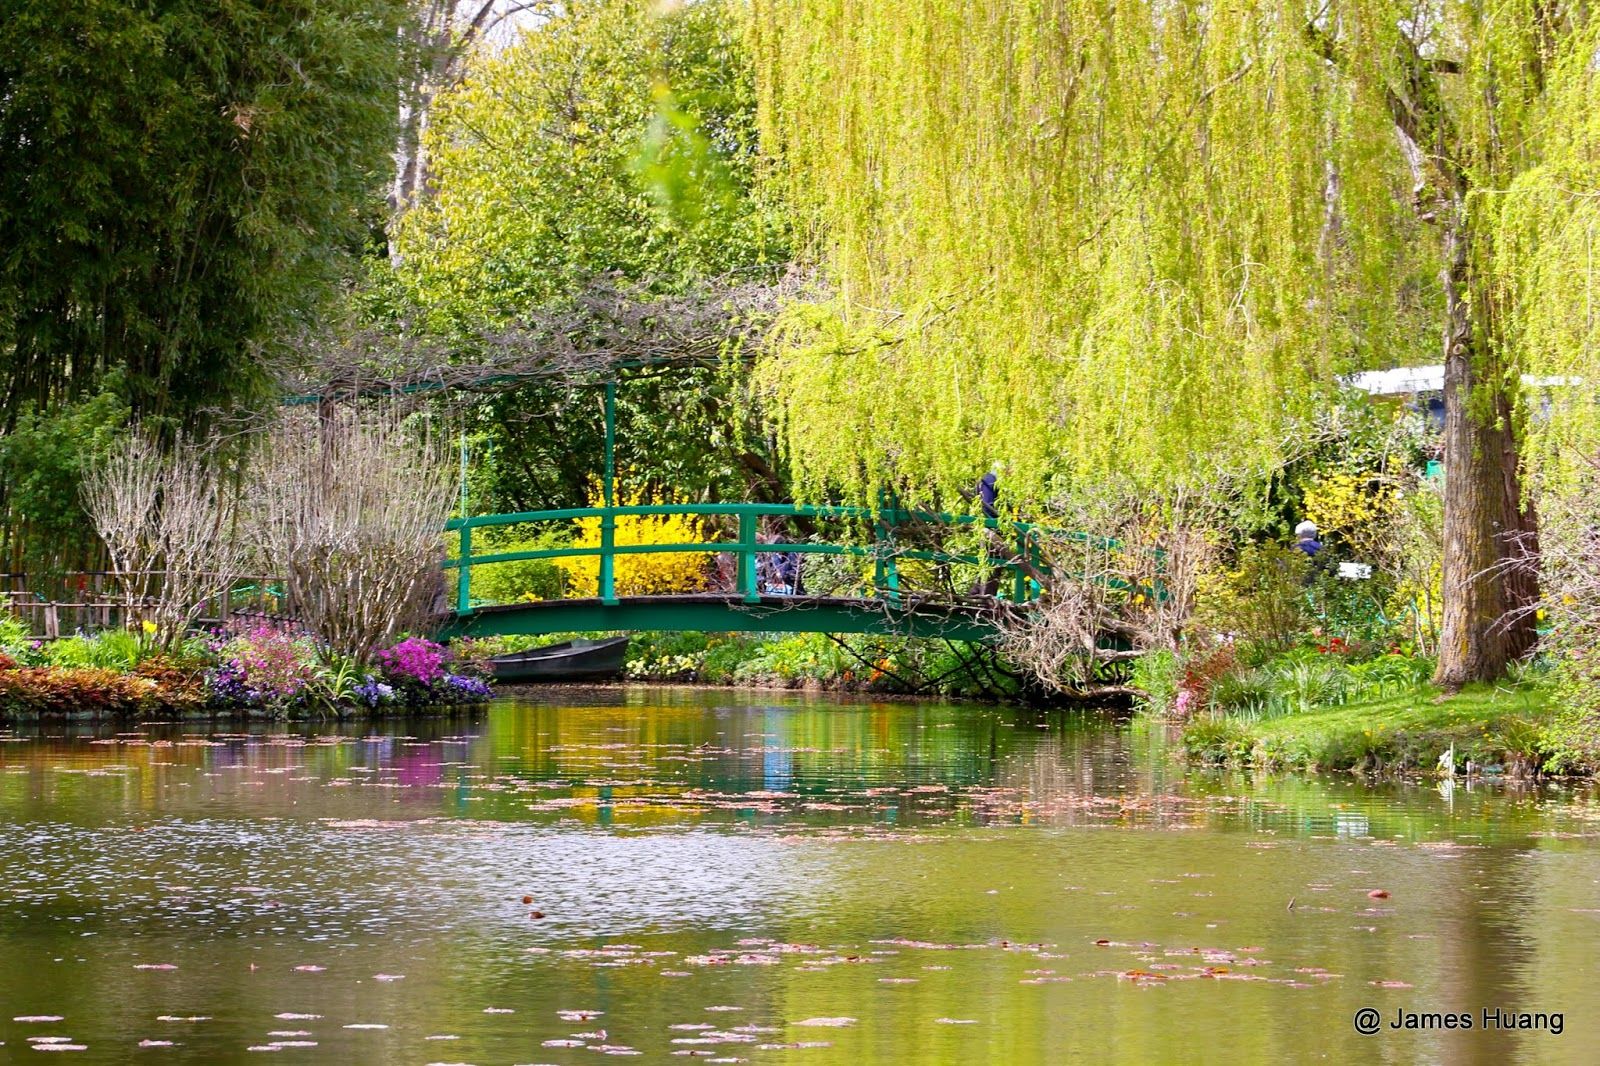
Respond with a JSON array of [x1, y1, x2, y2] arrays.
[[456, 523, 472, 615], [737, 512, 759, 604]]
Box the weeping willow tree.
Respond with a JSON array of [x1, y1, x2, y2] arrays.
[[752, 0, 1600, 687]]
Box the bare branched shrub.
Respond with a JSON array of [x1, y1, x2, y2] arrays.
[[81, 429, 249, 648], [997, 484, 1223, 695], [997, 531, 1124, 694], [1112, 484, 1225, 652], [247, 406, 456, 665], [1520, 457, 1600, 643]]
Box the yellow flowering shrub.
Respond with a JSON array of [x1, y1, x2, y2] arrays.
[[1303, 471, 1396, 541], [556, 486, 710, 597]]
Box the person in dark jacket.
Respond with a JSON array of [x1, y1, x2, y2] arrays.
[[1293, 520, 1323, 558]]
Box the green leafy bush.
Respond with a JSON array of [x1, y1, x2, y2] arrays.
[[1197, 543, 1309, 654], [45, 629, 147, 671], [467, 527, 571, 603]]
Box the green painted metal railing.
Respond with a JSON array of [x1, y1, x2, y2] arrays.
[[442, 503, 1100, 616]]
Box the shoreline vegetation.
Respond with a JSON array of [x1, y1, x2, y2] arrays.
[[0, 621, 491, 724], [3, 619, 1581, 784]]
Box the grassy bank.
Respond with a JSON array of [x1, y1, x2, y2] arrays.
[[1181, 682, 1557, 775]]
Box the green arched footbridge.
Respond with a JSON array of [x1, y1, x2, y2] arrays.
[[437, 503, 1070, 642]]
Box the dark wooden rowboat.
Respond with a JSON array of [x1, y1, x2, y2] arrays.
[[487, 636, 630, 683]]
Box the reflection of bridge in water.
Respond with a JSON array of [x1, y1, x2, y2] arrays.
[[437, 502, 1074, 641]]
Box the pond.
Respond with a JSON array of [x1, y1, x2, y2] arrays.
[[0, 689, 1596, 1064]]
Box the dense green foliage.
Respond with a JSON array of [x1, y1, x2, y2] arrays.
[[0, 0, 406, 419], [752, 0, 1433, 505], [750, 0, 1598, 511], [0, 392, 127, 573], [457, 629, 1027, 700]]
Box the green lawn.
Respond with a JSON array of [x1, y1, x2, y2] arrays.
[[1182, 682, 1555, 774]]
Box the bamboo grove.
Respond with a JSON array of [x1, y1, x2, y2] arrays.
[[750, 0, 1600, 684]]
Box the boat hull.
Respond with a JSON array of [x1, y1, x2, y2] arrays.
[[487, 636, 630, 683]]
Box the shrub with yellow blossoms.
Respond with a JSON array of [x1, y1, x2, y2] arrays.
[[1302, 471, 1396, 544], [556, 485, 710, 597]]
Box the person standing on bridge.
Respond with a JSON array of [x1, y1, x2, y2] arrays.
[[965, 463, 1005, 596]]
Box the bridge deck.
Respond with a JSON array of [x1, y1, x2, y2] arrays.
[[438, 593, 1002, 641]]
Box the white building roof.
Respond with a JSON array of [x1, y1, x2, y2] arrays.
[[1347, 366, 1583, 396]]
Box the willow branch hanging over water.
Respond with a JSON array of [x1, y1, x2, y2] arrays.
[[749, 0, 1596, 509]]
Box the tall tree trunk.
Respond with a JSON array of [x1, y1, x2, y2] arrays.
[[1434, 215, 1537, 689]]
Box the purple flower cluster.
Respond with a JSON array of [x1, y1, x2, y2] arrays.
[[375, 637, 448, 685], [207, 660, 252, 705], [440, 674, 493, 701], [353, 676, 396, 708]]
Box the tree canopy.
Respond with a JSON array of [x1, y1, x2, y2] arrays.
[[388, 0, 789, 331], [0, 0, 406, 420], [378, 0, 792, 510], [750, 0, 1597, 511]]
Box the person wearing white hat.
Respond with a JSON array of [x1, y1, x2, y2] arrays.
[[1293, 520, 1322, 558]]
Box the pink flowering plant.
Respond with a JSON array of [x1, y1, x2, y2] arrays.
[[209, 623, 318, 710], [376, 637, 449, 685], [373, 636, 492, 704]]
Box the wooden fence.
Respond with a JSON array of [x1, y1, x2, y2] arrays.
[[0, 573, 289, 639]]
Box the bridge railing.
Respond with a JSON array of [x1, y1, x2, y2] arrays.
[[443, 504, 1104, 614]]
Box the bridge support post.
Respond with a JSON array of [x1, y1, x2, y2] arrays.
[[599, 381, 618, 606], [457, 524, 472, 615], [1013, 527, 1028, 602], [737, 512, 759, 604]]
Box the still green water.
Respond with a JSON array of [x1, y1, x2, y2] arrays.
[[1, 688, 1597, 1064]]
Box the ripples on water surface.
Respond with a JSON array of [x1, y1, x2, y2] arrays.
[[1, 688, 1597, 1064]]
